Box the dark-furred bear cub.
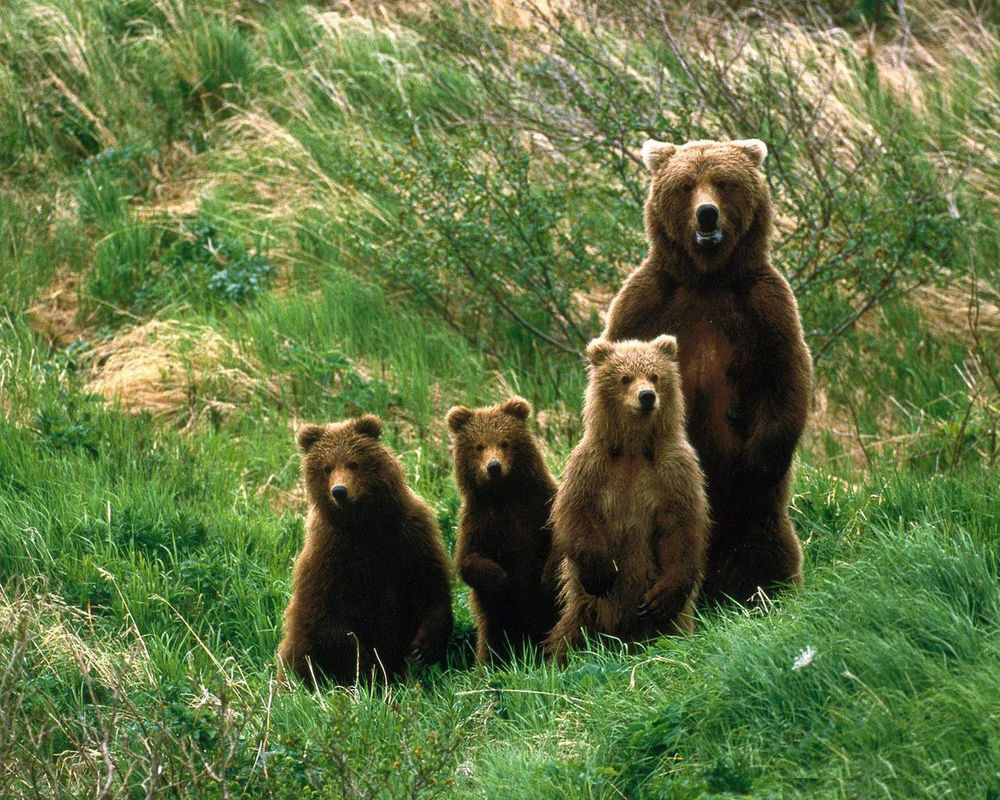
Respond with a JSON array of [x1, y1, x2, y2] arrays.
[[603, 138, 811, 605], [546, 336, 709, 660], [447, 397, 560, 664], [278, 415, 453, 688]]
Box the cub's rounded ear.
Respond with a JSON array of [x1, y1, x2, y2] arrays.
[[641, 139, 677, 173], [353, 414, 382, 439], [501, 396, 532, 421], [733, 138, 767, 167], [586, 338, 615, 367], [445, 406, 474, 433], [653, 334, 678, 358], [296, 424, 325, 452]]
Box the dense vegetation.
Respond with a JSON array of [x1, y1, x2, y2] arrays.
[[1, 0, 998, 797]]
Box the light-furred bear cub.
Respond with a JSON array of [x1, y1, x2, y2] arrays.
[[278, 415, 453, 688], [447, 397, 560, 665], [546, 336, 709, 659]]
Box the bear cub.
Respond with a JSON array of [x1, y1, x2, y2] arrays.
[[447, 397, 561, 664], [278, 415, 453, 688], [546, 336, 709, 659]]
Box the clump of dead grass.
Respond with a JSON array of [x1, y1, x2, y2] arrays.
[[26, 270, 86, 347], [0, 582, 151, 688], [84, 320, 276, 430], [914, 279, 1000, 342]]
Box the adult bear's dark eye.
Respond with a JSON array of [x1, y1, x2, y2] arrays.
[[715, 180, 727, 190], [649, 374, 658, 383], [621, 375, 632, 385], [323, 465, 333, 475], [347, 461, 359, 470], [500, 441, 509, 450], [476, 444, 485, 452], [682, 183, 694, 193]]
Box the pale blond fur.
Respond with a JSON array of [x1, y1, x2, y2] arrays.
[[546, 336, 710, 659]]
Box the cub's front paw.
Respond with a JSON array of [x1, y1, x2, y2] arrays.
[[637, 585, 686, 623], [574, 550, 617, 598]]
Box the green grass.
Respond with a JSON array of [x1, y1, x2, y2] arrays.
[[1, 0, 999, 797]]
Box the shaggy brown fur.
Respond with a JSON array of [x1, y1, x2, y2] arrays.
[[447, 397, 561, 664], [546, 336, 709, 660], [603, 139, 812, 606], [277, 416, 453, 688]]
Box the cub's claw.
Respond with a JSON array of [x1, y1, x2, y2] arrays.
[[637, 600, 651, 619], [408, 646, 425, 664]]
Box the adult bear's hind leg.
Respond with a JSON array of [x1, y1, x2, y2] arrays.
[[704, 512, 802, 607]]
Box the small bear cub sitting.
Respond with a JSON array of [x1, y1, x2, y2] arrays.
[[278, 415, 453, 688], [546, 336, 709, 659], [447, 397, 561, 664]]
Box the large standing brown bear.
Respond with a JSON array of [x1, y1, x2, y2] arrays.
[[277, 416, 453, 688], [446, 397, 561, 665], [546, 336, 709, 660], [603, 138, 812, 606]]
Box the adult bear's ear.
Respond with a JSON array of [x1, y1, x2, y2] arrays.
[[445, 406, 474, 432], [641, 139, 677, 172], [353, 414, 382, 439], [586, 338, 615, 367], [653, 334, 678, 359], [501, 396, 532, 421], [296, 424, 325, 452], [733, 138, 767, 167]]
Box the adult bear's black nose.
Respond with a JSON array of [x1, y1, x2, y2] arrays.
[[696, 203, 719, 231], [331, 484, 348, 502], [486, 460, 503, 479], [638, 390, 657, 411]]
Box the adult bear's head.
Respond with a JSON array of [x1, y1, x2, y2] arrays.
[[641, 138, 772, 277]]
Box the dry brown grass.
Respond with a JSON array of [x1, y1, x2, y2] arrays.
[[26, 270, 86, 346], [84, 320, 276, 430], [913, 279, 1000, 342], [0, 583, 151, 688]]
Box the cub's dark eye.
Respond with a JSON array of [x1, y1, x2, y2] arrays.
[[476, 444, 485, 452], [500, 441, 509, 450], [649, 374, 659, 383], [682, 183, 694, 193], [323, 465, 333, 475], [347, 461, 359, 470], [621, 375, 633, 386], [715, 180, 727, 190]]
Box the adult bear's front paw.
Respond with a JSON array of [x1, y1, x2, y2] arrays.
[[574, 549, 617, 598]]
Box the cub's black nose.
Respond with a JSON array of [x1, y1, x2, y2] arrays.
[[486, 460, 503, 479], [696, 203, 719, 231], [330, 484, 348, 502], [638, 390, 657, 411]]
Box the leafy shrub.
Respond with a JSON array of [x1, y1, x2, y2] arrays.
[[347, 129, 632, 357], [449, 5, 978, 363], [83, 216, 275, 322], [161, 217, 275, 303]]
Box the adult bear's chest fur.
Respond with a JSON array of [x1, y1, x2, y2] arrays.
[[658, 285, 755, 471]]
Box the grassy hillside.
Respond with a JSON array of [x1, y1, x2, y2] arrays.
[[1, 0, 998, 797]]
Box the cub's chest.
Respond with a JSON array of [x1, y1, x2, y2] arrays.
[[598, 458, 661, 532]]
